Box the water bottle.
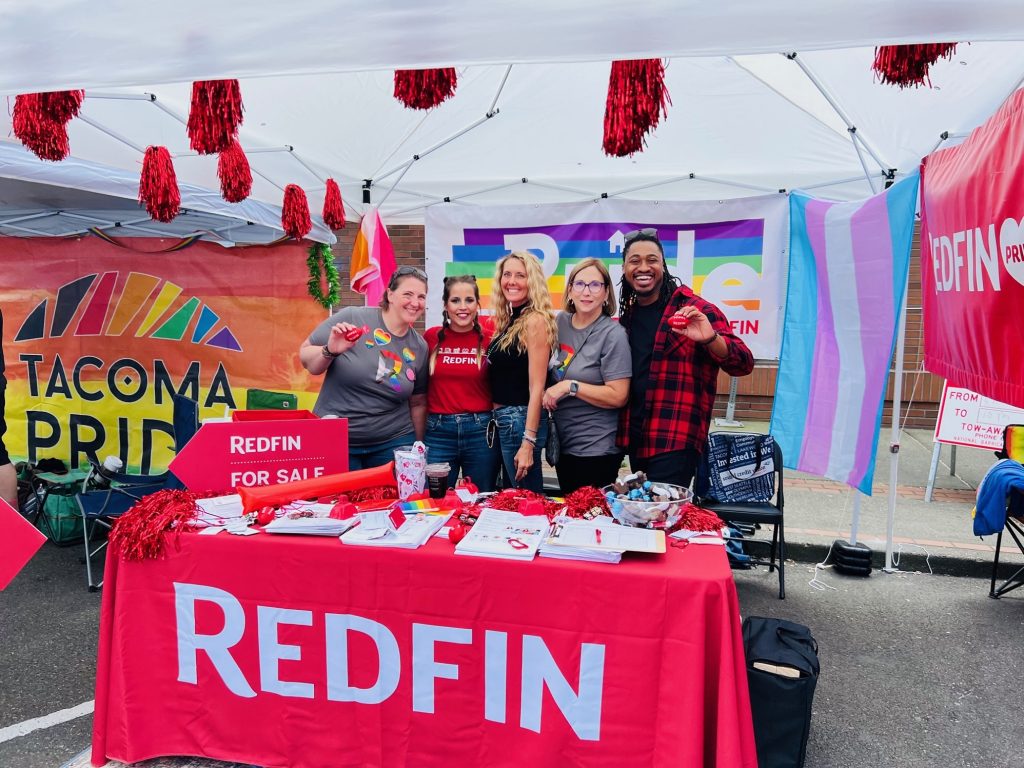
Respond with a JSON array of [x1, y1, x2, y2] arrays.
[[102, 456, 123, 474]]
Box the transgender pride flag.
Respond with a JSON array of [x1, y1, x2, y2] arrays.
[[769, 173, 918, 494]]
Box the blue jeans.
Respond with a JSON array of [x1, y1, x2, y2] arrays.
[[493, 405, 547, 493], [424, 412, 501, 493], [349, 432, 417, 471]]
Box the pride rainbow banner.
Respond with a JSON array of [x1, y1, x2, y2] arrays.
[[425, 197, 788, 360], [1, 237, 327, 472]]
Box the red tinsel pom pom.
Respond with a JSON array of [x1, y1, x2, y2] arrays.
[[39, 90, 85, 123], [322, 178, 346, 230], [139, 146, 181, 223], [563, 486, 612, 519], [393, 68, 458, 110], [13, 94, 71, 161], [675, 502, 725, 533], [217, 140, 252, 203], [187, 79, 245, 155], [109, 488, 199, 561], [602, 59, 671, 157], [872, 43, 957, 89], [282, 184, 313, 240]]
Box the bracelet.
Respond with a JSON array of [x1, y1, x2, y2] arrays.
[[321, 344, 341, 359], [698, 332, 720, 346], [522, 434, 537, 446]]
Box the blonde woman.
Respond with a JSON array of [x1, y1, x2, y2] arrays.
[[543, 258, 631, 493], [487, 251, 558, 492]]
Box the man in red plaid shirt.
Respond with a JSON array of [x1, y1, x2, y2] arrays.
[[618, 230, 754, 487]]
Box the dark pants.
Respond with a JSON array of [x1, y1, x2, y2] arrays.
[[555, 452, 624, 495], [628, 448, 699, 489]]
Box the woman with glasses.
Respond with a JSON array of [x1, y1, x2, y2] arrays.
[[487, 251, 558, 492], [423, 275, 501, 491], [543, 258, 631, 494], [299, 266, 430, 469]]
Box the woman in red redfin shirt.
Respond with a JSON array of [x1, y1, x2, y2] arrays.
[[424, 275, 501, 492]]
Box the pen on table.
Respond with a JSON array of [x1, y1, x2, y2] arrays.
[[595, 528, 602, 545]]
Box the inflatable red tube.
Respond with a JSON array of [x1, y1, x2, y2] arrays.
[[237, 461, 396, 512]]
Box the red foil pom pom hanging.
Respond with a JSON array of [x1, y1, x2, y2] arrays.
[[39, 89, 84, 123], [217, 140, 252, 203], [138, 146, 181, 223], [282, 184, 313, 240], [872, 43, 958, 88], [393, 68, 458, 110], [322, 178, 346, 230], [602, 59, 671, 157], [187, 79, 244, 155], [12, 92, 75, 161]]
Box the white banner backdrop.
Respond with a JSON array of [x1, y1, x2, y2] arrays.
[[424, 197, 789, 360]]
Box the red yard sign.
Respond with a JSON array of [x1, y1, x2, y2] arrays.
[[169, 418, 349, 491]]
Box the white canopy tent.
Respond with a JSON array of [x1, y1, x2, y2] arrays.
[[1, 1, 1019, 567], [0, 1, 1021, 229]]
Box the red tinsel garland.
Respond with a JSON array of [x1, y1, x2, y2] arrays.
[[602, 59, 671, 157], [347, 485, 398, 503], [466, 488, 563, 520], [393, 68, 458, 110], [217, 140, 252, 203], [322, 178, 346, 230], [872, 43, 957, 89], [187, 79, 244, 155], [562, 486, 611, 519], [282, 184, 313, 239], [675, 502, 724, 533], [109, 488, 199, 561], [13, 94, 71, 161], [139, 146, 181, 223]]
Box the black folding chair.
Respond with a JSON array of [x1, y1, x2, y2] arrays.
[[697, 440, 786, 599], [75, 393, 199, 590]]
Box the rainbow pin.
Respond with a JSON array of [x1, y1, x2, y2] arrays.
[[402, 347, 416, 363], [374, 328, 392, 345]]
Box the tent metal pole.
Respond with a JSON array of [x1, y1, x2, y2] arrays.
[[75, 114, 148, 154], [850, 492, 861, 545], [884, 270, 910, 573], [250, 166, 287, 192], [0, 211, 60, 226], [851, 130, 880, 194], [376, 161, 415, 209], [488, 65, 514, 116], [85, 92, 156, 101], [528, 180, 598, 197], [0, 221, 63, 236], [607, 174, 694, 197], [386, 178, 526, 218], [375, 112, 498, 184], [693, 174, 781, 194], [786, 52, 889, 173], [800, 175, 871, 190]]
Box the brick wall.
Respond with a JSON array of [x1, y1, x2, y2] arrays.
[[326, 220, 942, 428]]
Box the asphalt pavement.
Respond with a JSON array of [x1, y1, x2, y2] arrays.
[[1, 423, 1022, 768]]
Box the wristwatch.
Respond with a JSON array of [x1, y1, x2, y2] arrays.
[[569, 380, 580, 397], [321, 344, 341, 359]]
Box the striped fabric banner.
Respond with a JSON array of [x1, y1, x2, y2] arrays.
[[769, 174, 918, 494]]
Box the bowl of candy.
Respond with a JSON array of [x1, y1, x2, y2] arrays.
[[602, 472, 693, 529]]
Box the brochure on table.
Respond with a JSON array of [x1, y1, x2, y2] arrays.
[[341, 511, 451, 548], [454, 509, 550, 560], [544, 517, 666, 555]]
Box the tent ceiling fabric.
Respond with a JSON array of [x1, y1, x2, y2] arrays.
[[0, 4, 1023, 226], [2, 1, 1024, 93]]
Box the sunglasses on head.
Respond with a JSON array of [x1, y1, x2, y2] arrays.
[[624, 227, 658, 244], [391, 266, 428, 283]]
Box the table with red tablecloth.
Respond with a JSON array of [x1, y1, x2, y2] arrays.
[[91, 530, 757, 768]]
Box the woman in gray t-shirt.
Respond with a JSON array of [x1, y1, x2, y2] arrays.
[[299, 267, 429, 469], [543, 258, 632, 494]]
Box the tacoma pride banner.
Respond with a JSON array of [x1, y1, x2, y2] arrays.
[[770, 175, 918, 494], [425, 197, 788, 360], [0, 237, 325, 472], [920, 89, 1024, 409]]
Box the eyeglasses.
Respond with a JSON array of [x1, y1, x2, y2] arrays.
[[624, 227, 658, 244], [570, 280, 607, 294]]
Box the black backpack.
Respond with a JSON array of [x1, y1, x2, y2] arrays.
[[742, 616, 820, 768]]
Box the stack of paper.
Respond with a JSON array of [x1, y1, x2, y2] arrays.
[[194, 494, 247, 529], [539, 518, 624, 563], [263, 516, 358, 536], [340, 512, 451, 548], [541, 516, 666, 558], [454, 509, 549, 561], [668, 528, 727, 546]]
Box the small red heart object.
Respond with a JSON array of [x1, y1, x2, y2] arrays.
[[669, 312, 689, 329], [449, 522, 468, 544], [343, 326, 364, 342], [256, 506, 276, 526]]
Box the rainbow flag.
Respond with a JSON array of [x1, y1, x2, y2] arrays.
[[350, 207, 397, 306], [770, 174, 918, 494]]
